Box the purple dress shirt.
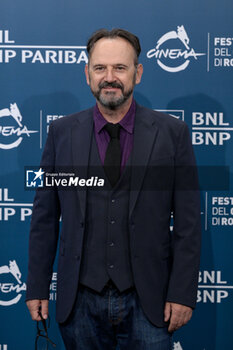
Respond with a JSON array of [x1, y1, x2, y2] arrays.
[[93, 100, 136, 172]]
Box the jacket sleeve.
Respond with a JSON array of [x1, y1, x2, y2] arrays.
[[26, 123, 61, 301], [166, 122, 201, 308]]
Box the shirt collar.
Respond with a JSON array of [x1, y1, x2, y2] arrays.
[[93, 99, 136, 134]]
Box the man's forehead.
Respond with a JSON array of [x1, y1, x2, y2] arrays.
[[89, 37, 135, 62]]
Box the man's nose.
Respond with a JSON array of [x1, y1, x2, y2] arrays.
[[104, 68, 115, 82]]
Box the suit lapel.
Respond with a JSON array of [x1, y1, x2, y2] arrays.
[[129, 105, 159, 217], [71, 109, 93, 219]]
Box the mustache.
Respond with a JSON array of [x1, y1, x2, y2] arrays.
[[99, 81, 123, 90]]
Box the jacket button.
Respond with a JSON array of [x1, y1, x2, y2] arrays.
[[75, 255, 80, 260], [109, 242, 114, 247], [110, 220, 115, 224], [109, 264, 114, 269]]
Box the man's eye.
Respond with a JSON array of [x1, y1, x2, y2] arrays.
[[115, 66, 125, 71], [95, 66, 105, 71]]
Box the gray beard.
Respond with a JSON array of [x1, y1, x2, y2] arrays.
[[93, 87, 133, 110], [89, 71, 136, 110]]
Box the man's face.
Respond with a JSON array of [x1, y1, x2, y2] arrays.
[[85, 37, 143, 110]]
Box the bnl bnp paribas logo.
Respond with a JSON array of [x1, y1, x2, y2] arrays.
[[0, 29, 87, 64], [0, 103, 38, 149], [0, 260, 26, 306], [147, 25, 205, 72]]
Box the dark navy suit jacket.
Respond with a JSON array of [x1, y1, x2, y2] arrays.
[[26, 104, 201, 327]]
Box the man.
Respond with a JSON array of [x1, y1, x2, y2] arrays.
[[26, 28, 201, 350]]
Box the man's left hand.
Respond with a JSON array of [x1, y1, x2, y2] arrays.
[[164, 302, 192, 332]]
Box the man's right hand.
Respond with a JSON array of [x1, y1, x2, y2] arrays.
[[26, 299, 49, 321]]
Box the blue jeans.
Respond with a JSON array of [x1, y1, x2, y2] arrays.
[[59, 282, 172, 350]]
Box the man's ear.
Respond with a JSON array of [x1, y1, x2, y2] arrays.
[[135, 63, 143, 85], [85, 64, 90, 85]]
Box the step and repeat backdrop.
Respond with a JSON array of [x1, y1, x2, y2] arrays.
[[0, 1, 232, 349]]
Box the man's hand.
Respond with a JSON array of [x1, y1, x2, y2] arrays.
[[164, 302, 192, 332], [26, 299, 49, 321]]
